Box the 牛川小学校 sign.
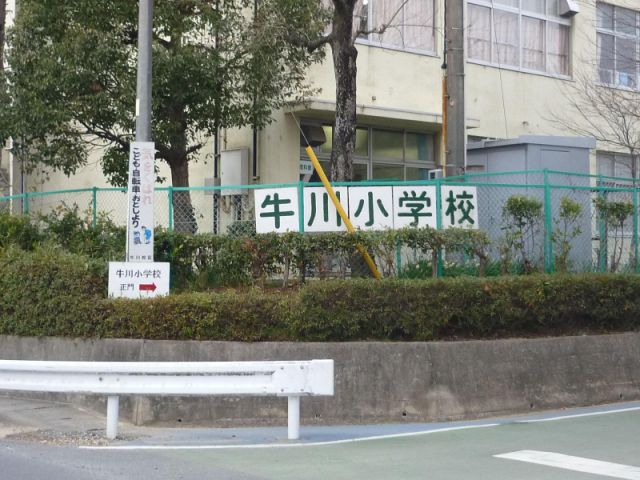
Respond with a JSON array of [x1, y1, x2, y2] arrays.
[[254, 185, 478, 233]]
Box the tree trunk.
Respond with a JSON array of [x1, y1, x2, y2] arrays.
[[0, 0, 6, 68], [330, 2, 357, 182], [168, 157, 197, 233]]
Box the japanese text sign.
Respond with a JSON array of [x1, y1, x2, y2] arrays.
[[108, 262, 170, 299], [126, 142, 155, 262], [441, 186, 479, 229], [255, 185, 477, 233]]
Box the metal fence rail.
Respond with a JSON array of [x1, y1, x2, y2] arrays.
[[1, 169, 639, 275]]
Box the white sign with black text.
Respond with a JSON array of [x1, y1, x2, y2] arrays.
[[108, 261, 170, 299]]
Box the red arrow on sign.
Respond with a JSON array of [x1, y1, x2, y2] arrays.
[[139, 283, 157, 292]]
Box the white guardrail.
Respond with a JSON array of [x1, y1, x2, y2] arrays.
[[0, 359, 334, 440]]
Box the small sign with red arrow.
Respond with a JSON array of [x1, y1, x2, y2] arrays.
[[107, 262, 170, 299]]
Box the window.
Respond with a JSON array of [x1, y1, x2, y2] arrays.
[[468, 0, 571, 76], [301, 123, 436, 181], [596, 2, 640, 90], [597, 152, 637, 179], [357, 0, 436, 54]]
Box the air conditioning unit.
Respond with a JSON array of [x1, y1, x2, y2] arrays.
[[559, 0, 579, 17], [428, 169, 443, 180]]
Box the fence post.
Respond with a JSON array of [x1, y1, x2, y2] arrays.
[[92, 187, 98, 228], [168, 187, 174, 231], [435, 178, 443, 277], [597, 176, 607, 272], [634, 184, 639, 273], [396, 240, 402, 277], [543, 169, 554, 273], [297, 181, 305, 233]]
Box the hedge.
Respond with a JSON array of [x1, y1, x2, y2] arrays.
[[0, 247, 639, 341]]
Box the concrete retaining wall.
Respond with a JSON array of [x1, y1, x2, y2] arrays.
[[1, 334, 639, 426]]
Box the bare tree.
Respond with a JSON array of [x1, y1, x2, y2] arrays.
[[551, 69, 640, 177], [550, 4, 640, 176]]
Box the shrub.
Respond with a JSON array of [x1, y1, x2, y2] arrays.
[[1, 249, 638, 343], [0, 212, 42, 250], [0, 245, 105, 336]]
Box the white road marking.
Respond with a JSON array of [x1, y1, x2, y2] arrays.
[[80, 403, 640, 452], [518, 406, 640, 424], [80, 423, 500, 450], [495, 450, 640, 479]]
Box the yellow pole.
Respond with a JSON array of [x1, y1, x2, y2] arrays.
[[304, 146, 381, 280]]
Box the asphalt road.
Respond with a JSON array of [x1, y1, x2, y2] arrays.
[[1, 401, 639, 479]]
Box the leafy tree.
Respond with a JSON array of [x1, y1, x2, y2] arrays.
[[0, 0, 326, 231]]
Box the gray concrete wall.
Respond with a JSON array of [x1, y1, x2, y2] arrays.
[[1, 334, 639, 427]]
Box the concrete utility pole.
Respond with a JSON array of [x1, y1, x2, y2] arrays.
[[135, 0, 153, 142], [444, 0, 466, 176]]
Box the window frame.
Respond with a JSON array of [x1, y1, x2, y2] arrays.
[[355, 0, 438, 57], [301, 123, 437, 182], [467, 0, 572, 79], [595, 2, 640, 91]]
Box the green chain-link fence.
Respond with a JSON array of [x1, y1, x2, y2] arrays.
[[2, 169, 640, 276]]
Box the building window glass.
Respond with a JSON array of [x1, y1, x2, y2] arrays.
[[467, 0, 571, 76], [302, 123, 436, 181], [596, 2, 640, 90], [597, 152, 638, 179], [358, 0, 435, 54]]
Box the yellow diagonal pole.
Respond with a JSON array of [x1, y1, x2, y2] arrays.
[[304, 146, 381, 280]]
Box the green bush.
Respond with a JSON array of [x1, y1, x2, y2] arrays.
[[0, 212, 42, 250], [0, 245, 105, 336], [0, 248, 638, 342]]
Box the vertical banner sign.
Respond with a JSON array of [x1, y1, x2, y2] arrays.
[[126, 142, 155, 261]]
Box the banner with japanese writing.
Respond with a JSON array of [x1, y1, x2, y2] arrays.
[[254, 185, 477, 233], [441, 186, 479, 229], [126, 142, 155, 262]]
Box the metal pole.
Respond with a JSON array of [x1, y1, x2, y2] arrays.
[[287, 395, 300, 440], [106, 395, 119, 440], [135, 0, 153, 142]]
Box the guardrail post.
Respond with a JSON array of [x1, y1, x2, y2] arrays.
[[92, 187, 98, 228], [543, 170, 554, 273], [106, 395, 120, 440], [287, 395, 300, 440]]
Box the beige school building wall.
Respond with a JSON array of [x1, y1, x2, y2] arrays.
[[12, 0, 638, 228]]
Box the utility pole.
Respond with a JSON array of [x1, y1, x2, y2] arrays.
[[125, 0, 155, 263], [135, 0, 153, 143], [444, 0, 466, 176]]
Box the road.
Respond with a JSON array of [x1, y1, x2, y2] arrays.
[[1, 400, 639, 479]]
